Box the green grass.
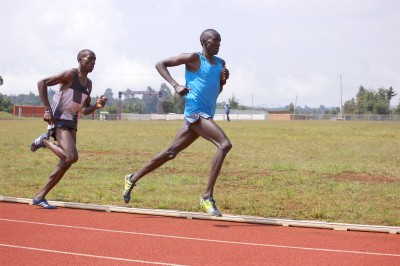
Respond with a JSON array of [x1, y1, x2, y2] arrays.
[[0, 111, 14, 118], [1, 118, 399, 226]]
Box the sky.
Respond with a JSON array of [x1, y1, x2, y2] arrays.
[[1, 0, 399, 108]]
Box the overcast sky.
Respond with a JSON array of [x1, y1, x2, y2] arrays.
[[1, 0, 399, 108]]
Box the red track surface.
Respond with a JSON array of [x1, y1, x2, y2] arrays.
[[1, 201, 399, 265]]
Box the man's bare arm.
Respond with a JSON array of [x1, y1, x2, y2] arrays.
[[155, 53, 199, 96], [37, 70, 74, 110]]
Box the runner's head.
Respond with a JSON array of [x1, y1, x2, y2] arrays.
[[200, 29, 221, 56], [77, 49, 96, 73]]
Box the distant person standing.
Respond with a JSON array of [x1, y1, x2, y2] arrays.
[[225, 103, 231, 121], [30, 49, 107, 209], [123, 29, 231, 217]]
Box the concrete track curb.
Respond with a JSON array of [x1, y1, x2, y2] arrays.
[[1, 196, 398, 234]]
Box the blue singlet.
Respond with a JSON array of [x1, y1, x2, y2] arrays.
[[184, 52, 222, 119]]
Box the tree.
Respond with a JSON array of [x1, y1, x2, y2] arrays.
[[343, 98, 356, 114], [375, 88, 390, 114], [387, 86, 397, 106], [373, 100, 390, 115], [228, 94, 240, 109], [354, 86, 394, 115], [142, 86, 158, 113], [104, 105, 118, 114], [0, 76, 3, 86], [123, 98, 143, 113], [288, 103, 294, 113], [355, 86, 367, 114], [169, 93, 185, 113], [9, 92, 41, 106], [364, 90, 376, 113], [0, 93, 12, 113], [103, 88, 115, 106], [162, 101, 174, 113], [124, 89, 133, 100], [159, 83, 172, 101]]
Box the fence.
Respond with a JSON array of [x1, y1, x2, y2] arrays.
[[3, 111, 400, 122], [90, 113, 266, 121], [78, 113, 400, 122], [291, 114, 400, 121]]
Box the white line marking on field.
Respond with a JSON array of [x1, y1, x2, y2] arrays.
[[0, 243, 186, 266], [1, 218, 399, 258]]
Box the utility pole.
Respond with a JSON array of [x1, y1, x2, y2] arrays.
[[340, 74, 343, 118]]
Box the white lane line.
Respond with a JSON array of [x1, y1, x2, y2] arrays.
[[1, 218, 399, 258], [0, 243, 187, 266]]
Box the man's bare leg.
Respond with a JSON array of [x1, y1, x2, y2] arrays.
[[130, 125, 199, 183], [34, 128, 78, 201], [124, 117, 231, 216], [123, 125, 199, 203], [189, 118, 232, 199]]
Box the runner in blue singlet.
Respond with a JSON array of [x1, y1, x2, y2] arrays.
[[123, 29, 231, 217]]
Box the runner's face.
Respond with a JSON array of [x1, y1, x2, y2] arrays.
[[204, 33, 221, 55], [80, 52, 96, 73]]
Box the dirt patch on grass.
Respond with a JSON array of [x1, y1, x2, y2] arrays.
[[79, 150, 117, 155], [79, 150, 152, 157], [330, 173, 399, 184]]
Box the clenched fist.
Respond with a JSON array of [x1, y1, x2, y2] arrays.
[[96, 95, 108, 108]]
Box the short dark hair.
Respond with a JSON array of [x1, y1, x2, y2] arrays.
[[200, 29, 219, 44], [77, 49, 94, 61]]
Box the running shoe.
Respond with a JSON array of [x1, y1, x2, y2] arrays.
[[32, 198, 57, 209], [123, 174, 135, 203], [200, 197, 222, 217], [30, 133, 49, 152]]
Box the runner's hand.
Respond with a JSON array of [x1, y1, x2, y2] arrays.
[[221, 68, 229, 85], [96, 95, 108, 108], [174, 85, 191, 96], [43, 110, 53, 125]]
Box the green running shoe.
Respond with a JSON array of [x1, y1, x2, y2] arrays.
[[200, 197, 222, 217], [123, 174, 135, 203]]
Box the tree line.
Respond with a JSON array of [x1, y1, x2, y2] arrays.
[[0, 78, 236, 114], [1, 74, 399, 115], [343, 86, 398, 115]]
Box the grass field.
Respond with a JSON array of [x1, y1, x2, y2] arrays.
[[0, 118, 399, 226]]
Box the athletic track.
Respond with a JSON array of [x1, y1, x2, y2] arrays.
[[0, 201, 399, 265]]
